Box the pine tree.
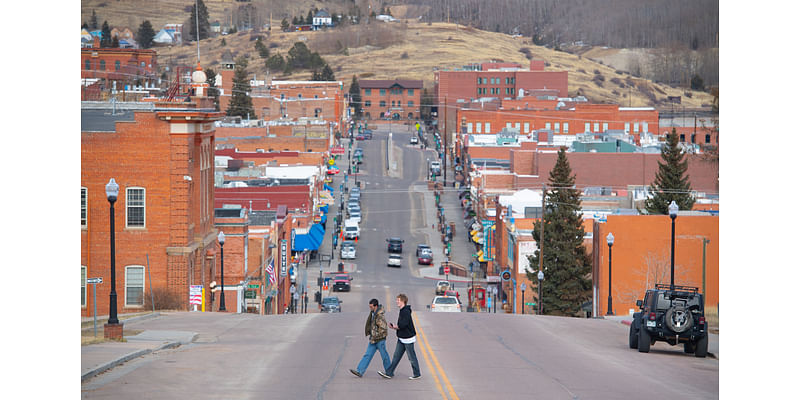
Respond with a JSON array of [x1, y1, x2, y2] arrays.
[[100, 21, 112, 48], [90, 10, 98, 30], [526, 147, 592, 316], [206, 68, 220, 111], [137, 20, 156, 49], [226, 58, 255, 119], [644, 129, 695, 214], [281, 18, 290, 32], [348, 75, 362, 119], [320, 64, 335, 81], [189, 0, 211, 41], [255, 36, 269, 59]]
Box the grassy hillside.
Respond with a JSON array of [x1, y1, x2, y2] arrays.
[[82, 1, 714, 109]]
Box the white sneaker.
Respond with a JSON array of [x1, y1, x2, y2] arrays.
[[409, 375, 421, 380]]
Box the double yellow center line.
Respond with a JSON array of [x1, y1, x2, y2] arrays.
[[413, 313, 459, 400]]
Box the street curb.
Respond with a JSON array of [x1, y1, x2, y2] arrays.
[[81, 340, 182, 382], [81, 312, 161, 332]]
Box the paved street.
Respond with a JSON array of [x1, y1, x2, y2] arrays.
[[82, 124, 718, 399]]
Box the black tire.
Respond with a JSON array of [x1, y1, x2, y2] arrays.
[[629, 323, 638, 349], [638, 326, 651, 353], [665, 305, 693, 333], [684, 341, 696, 353], [694, 334, 708, 358]]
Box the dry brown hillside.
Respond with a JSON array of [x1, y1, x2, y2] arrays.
[[82, 1, 713, 109]]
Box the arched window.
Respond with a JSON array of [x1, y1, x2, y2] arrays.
[[99, 60, 106, 70]]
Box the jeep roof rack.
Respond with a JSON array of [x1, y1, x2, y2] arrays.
[[654, 284, 699, 293]]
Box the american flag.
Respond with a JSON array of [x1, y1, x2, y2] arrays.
[[266, 260, 276, 285]]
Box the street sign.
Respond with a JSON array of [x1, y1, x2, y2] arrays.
[[525, 302, 537, 306], [87, 277, 103, 284], [244, 290, 257, 299], [189, 285, 203, 305], [248, 284, 260, 289], [501, 269, 512, 281]]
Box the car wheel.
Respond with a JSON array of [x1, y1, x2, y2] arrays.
[[665, 305, 693, 333], [694, 334, 708, 358], [638, 326, 651, 353], [629, 323, 638, 349]]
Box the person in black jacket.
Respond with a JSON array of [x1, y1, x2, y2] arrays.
[[378, 293, 421, 380]]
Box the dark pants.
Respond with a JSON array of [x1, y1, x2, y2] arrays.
[[385, 339, 421, 377]]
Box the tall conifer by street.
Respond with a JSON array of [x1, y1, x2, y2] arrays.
[[526, 147, 592, 316], [348, 75, 362, 119], [644, 128, 695, 214], [226, 58, 254, 119], [137, 20, 156, 49]]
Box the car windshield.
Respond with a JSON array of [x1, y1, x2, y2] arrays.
[[346, 227, 357, 232], [334, 275, 349, 281], [390, 254, 402, 259], [322, 298, 338, 305], [389, 238, 402, 244], [435, 297, 458, 304]]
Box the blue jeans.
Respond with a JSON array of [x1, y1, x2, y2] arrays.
[[385, 339, 421, 377], [356, 339, 391, 375]]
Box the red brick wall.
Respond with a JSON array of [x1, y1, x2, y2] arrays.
[[81, 109, 219, 317], [361, 85, 422, 120]]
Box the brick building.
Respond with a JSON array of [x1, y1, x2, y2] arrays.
[[81, 37, 159, 95], [81, 90, 223, 317], [216, 53, 345, 134], [359, 79, 424, 120], [435, 60, 569, 145], [458, 103, 659, 145]]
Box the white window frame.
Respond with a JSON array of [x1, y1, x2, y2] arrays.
[[81, 265, 87, 307], [634, 122, 639, 133], [603, 122, 608, 132], [81, 187, 88, 228], [467, 123, 473, 133], [545, 122, 551, 130], [624, 123, 630, 133], [125, 265, 146, 307], [554, 123, 560, 133], [477, 122, 482, 133], [506, 122, 512, 129], [642, 122, 649, 133], [585, 122, 590, 133], [514, 122, 520, 131], [523, 122, 530, 133], [485, 123, 491, 133], [563, 122, 569, 133], [126, 187, 146, 228], [593, 123, 600, 132]]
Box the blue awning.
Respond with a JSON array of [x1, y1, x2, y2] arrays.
[[320, 205, 329, 214], [324, 184, 334, 192], [320, 214, 327, 224], [292, 224, 325, 251]]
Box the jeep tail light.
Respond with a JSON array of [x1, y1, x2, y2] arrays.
[[648, 312, 656, 321], [699, 316, 705, 325]]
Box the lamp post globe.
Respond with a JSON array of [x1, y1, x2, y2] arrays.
[[105, 178, 120, 326], [606, 232, 614, 316], [218, 231, 226, 311], [668, 201, 678, 290]]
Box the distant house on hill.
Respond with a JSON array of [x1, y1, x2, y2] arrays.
[[153, 24, 183, 46], [211, 21, 221, 34], [313, 10, 333, 30], [81, 28, 93, 48]]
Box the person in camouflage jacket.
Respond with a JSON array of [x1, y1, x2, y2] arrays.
[[349, 299, 391, 377]]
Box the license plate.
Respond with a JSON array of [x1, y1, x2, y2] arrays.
[[646, 320, 656, 327]]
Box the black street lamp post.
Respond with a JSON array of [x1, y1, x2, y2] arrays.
[[606, 232, 614, 316], [218, 231, 227, 311], [520, 283, 526, 315], [668, 201, 678, 291], [105, 178, 120, 327]]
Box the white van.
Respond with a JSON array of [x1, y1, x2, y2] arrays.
[[344, 219, 360, 239]]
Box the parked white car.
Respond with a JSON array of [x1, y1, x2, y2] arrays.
[[340, 241, 356, 259], [428, 296, 461, 312]]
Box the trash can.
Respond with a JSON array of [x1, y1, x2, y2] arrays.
[[338, 262, 344, 272], [438, 265, 444, 275]]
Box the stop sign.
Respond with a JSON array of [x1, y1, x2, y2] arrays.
[[444, 266, 450, 274]]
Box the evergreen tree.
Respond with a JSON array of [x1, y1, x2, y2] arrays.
[[82, 22, 89, 30], [111, 36, 120, 48], [526, 147, 592, 316], [306, 10, 314, 25], [644, 129, 696, 214], [281, 18, 290, 32], [255, 36, 269, 58], [287, 42, 313, 69], [100, 21, 112, 48], [226, 57, 255, 119], [137, 20, 156, 49], [348, 75, 362, 119], [320, 64, 335, 81], [206, 68, 220, 111], [266, 53, 285, 73], [189, 0, 211, 41], [90, 10, 98, 30]]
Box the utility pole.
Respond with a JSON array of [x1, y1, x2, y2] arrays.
[[443, 96, 447, 187], [538, 184, 545, 315]]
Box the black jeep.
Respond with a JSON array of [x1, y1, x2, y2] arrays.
[[629, 284, 708, 358]]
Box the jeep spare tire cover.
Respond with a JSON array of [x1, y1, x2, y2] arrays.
[[664, 305, 693, 333]]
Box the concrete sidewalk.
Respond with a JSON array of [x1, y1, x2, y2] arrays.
[[81, 313, 198, 382]]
